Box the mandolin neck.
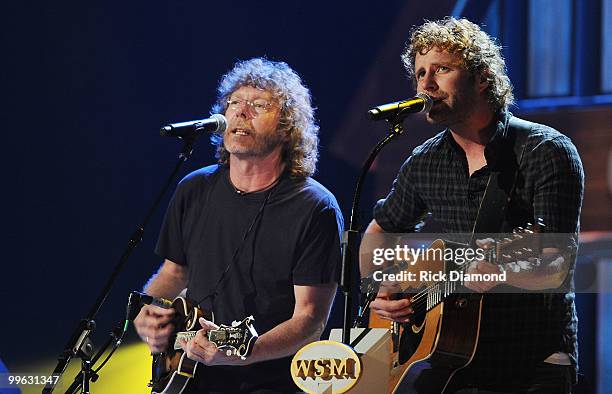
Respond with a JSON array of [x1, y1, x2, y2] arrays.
[[173, 330, 222, 350]]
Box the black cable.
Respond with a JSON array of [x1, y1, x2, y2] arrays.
[[92, 321, 127, 374], [196, 184, 276, 309]]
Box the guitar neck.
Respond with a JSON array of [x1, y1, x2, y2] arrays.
[[412, 229, 536, 313], [173, 330, 224, 350], [174, 331, 197, 350]]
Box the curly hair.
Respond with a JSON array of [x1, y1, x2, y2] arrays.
[[210, 58, 319, 178], [401, 17, 514, 112]]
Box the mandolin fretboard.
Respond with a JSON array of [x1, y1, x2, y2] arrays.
[[174, 331, 197, 350]]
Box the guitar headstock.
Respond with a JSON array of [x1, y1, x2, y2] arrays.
[[493, 220, 544, 266], [208, 316, 258, 360]]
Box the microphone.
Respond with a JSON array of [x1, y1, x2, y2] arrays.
[[126, 291, 174, 321], [160, 114, 227, 137], [367, 92, 433, 121], [137, 291, 174, 309]]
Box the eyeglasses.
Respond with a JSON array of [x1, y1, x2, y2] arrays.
[[226, 98, 277, 115]]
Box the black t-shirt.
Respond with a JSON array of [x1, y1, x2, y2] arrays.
[[155, 164, 343, 392]]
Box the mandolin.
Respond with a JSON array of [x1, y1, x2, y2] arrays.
[[149, 296, 258, 394]]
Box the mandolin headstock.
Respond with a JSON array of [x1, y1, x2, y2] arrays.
[[208, 316, 258, 360]]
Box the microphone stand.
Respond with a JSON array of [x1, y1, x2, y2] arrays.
[[63, 322, 125, 394], [43, 135, 198, 393], [340, 114, 410, 345]]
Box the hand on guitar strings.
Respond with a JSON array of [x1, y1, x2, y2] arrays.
[[370, 289, 414, 323], [134, 304, 176, 353], [179, 317, 247, 366], [469, 236, 571, 291]]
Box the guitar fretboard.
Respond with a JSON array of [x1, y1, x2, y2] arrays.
[[174, 331, 197, 350], [173, 329, 232, 350], [415, 236, 528, 312]]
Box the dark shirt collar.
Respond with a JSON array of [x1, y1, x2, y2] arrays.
[[441, 111, 513, 171], [484, 111, 514, 171]]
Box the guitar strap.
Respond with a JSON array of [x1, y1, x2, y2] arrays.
[[470, 114, 530, 239]]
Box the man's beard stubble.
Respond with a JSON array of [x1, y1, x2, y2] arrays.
[[425, 79, 480, 128], [224, 129, 285, 159]]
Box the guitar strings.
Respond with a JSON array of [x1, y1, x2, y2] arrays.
[[392, 226, 532, 314], [404, 246, 496, 312], [408, 230, 530, 310]]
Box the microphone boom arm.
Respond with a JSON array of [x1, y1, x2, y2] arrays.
[[340, 116, 411, 344]]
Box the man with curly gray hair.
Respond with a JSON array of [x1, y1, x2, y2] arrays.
[[363, 17, 583, 393], [135, 58, 343, 392], [210, 57, 319, 178]]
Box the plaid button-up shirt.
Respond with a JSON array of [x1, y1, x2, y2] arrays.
[[374, 113, 584, 387]]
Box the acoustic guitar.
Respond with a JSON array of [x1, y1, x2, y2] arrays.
[[368, 224, 543, 393]]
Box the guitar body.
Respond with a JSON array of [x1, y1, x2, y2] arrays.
[[369, 240, 483, 394], [393, 293, 482, 393], [151, 297, 208, 394], [366, 225, 541, 393], [151, 352, 197, 394]]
